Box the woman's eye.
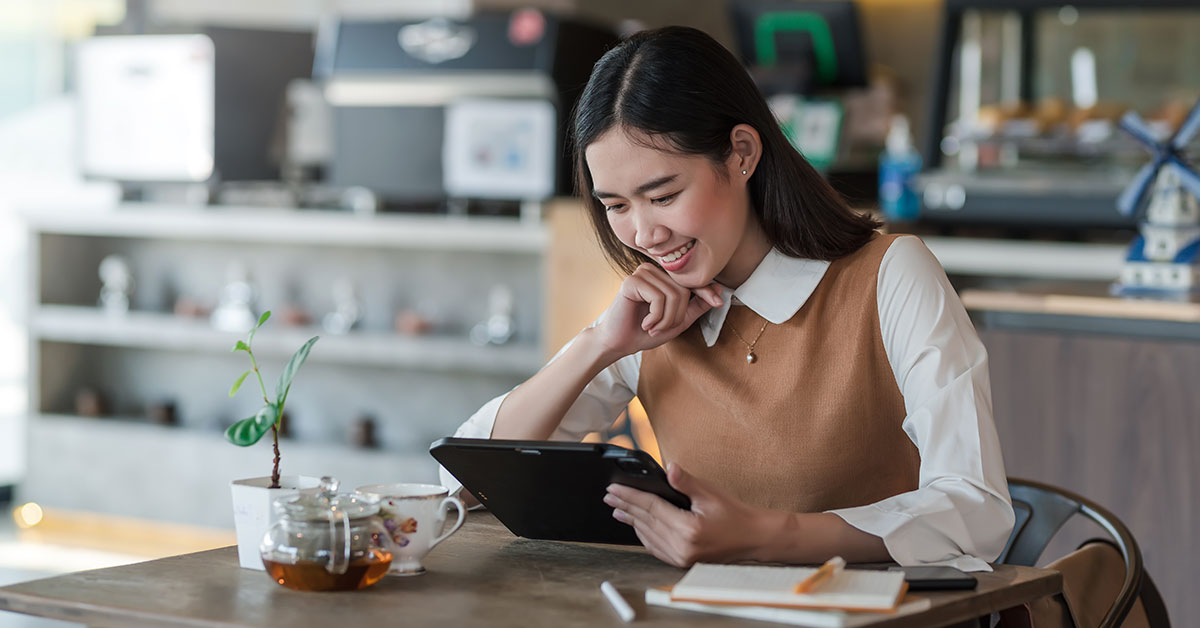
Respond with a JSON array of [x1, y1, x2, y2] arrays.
[[604, 203, 626, 213], [651, 193, 679, 205]]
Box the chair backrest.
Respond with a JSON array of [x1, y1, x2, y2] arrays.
[[999, 478, 1171, 628]]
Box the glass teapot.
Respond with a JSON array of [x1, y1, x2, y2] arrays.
[[260, 476, 393, 591]]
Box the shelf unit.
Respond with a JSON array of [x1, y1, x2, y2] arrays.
[[31, 305, 544, 375], [22, 204, 548, 252], [20, 203, 549, 527]]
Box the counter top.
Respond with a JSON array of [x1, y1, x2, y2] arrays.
[[961, 282, 1200, 341], [0, 512, 1061, 628], [960, 282, 1200, 322]]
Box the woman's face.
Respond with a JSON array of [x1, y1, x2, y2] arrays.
[[586, 127, 770, 289]]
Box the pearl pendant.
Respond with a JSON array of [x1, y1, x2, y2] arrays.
[[746, 352, 757, 364]]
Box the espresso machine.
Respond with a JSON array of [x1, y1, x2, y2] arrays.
[[313, 11, 616, 217]]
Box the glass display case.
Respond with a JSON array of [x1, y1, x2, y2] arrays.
[[920, 0, 1200, 229]]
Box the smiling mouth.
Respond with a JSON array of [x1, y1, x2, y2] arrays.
[[658, 240, 695, 264]]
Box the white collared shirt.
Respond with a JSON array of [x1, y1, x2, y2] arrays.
[[439, 235, 1014, 571]]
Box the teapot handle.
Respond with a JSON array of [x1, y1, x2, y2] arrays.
[[326, 508, 351, 575]]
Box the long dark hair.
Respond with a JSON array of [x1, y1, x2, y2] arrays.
[[571, 26, 880, 275]]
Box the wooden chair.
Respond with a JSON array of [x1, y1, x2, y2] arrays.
[[998, 478, 1171, 628]]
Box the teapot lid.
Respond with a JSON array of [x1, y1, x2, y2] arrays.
[[274, 476, 379, 521]]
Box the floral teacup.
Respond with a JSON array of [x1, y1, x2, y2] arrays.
[[356, 483, 465, 575]]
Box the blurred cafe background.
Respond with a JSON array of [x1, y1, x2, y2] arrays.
[[0, 0, 1198, 625]]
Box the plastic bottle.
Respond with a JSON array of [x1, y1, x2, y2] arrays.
[[878, 114, 923, 223]]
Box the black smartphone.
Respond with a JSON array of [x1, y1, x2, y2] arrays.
[[889, 566, 978, 590]]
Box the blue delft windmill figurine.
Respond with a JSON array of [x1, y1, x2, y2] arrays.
[[1113, 99, 1200, 294]]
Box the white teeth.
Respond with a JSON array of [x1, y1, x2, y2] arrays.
[[660, 240, 694, 263]]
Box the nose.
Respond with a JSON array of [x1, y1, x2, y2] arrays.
[[632, 209, 669, 252]]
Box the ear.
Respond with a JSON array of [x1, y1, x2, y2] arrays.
[[727, 123, 762, 179]]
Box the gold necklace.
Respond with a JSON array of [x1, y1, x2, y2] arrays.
[[727, 317, 769, 364]]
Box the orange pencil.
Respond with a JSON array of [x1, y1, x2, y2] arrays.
[[794, 556, 846, 593]]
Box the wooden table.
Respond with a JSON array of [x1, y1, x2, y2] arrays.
[[0, 512, 1060, 628]]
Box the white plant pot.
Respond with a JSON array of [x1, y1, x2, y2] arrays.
[[230, 475, 321, 570]]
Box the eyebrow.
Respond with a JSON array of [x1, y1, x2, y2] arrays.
[[592, 175, 678, 200]]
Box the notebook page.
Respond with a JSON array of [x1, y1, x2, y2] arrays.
[[671, 564, 907, 611], [647, 587, 934, 628]]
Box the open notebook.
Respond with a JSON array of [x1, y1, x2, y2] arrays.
[[647, 588, 932, 628], [669, 563, 908, 613]]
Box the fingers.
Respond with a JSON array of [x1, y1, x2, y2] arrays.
[[605, 484, 693, 548], [637, 274, 679, 332], [679, 294, 714, 332], [607, 466, 751, 569], [628, 522, 683, 567], [668, 284, 723, 335], [605, 486, 691, 567], [606, 483, 678, 524], [629, 265, 690, 333], [640, 284, 667, 332], [627, 264, 726, 335], [694, 284, 725, 308], [667, 462, 722, 510], [629, 516, 688, 567]]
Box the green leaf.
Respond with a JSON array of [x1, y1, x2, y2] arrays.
[[275, 336, 319, 403], [254, 404, 279, 430], [224, 415, 270, 446], [223, 405, 280, 446], [247, 311, 272, 345], [232, 340, 249, 353], [228, 370, 252, 397]]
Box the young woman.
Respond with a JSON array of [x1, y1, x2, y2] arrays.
[[439, 26, 1013, 571]]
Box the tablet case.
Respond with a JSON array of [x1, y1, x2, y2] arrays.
[[430, 437, 691, 545]]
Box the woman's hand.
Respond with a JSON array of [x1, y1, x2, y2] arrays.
[[489, 263, 716, 442], [603, 463, 769, 567], [593, 263, 723, 360]]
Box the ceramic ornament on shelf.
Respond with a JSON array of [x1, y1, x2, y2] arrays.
[[98, 254, 133, 315], [322, 278, 361, 335], [1113, 99, 1200, 294], [211, 263, 258, 333]]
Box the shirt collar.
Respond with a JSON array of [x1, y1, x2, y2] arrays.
[[698, 248, 831, 347]]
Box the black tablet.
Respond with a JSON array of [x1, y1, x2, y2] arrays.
[[430, 437, 691, 545]]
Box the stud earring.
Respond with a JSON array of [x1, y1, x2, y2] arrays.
[[742, 170, 748, 175]]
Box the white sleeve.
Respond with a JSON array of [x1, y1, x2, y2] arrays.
[[437, 331, 642, 497], [828, 235, 1014, 572]]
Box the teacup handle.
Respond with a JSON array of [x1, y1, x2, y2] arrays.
[[431, 496, 465, 549]]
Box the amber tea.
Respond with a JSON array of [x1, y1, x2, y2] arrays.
[[264, 549, 392, 592]]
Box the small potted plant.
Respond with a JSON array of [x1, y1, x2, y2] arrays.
[[226, 311, 320, 569]]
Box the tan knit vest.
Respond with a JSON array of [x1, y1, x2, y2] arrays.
[[637, 234, 919, 513]]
